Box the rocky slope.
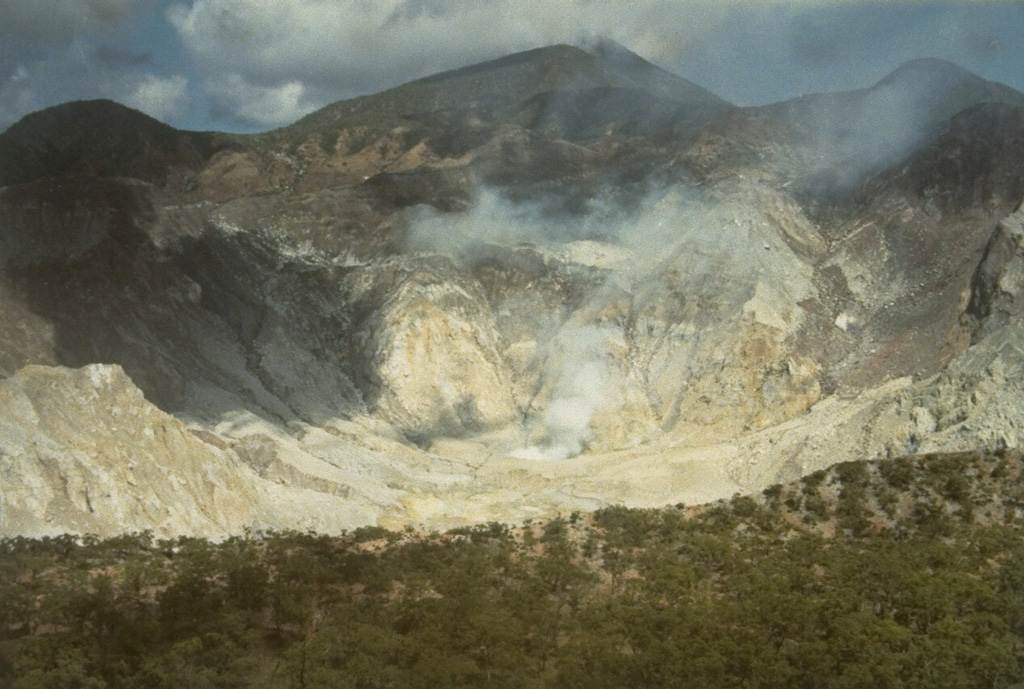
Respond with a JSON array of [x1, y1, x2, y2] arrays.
[[1, 44, 1023, 537]]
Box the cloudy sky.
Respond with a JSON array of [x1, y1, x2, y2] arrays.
[[2, 0, 1022, 133]]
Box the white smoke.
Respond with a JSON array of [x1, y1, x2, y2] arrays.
[[512, 325, 616, 461], [407, 181, 812, 459], [405, 186, 628, 253]]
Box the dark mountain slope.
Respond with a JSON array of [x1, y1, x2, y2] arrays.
[[0, 100, 230, 189], [743, 58, 1024, 194], [767, 58, 1024, 139], [789, 103, 1024, 392], [883, 101, 1024, 216], [274, 42, 732, 150]]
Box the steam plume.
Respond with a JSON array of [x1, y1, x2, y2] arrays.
[[513, 325, 616, 460]]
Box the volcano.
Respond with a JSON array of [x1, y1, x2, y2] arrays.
[[1, 43, 1023, 537]]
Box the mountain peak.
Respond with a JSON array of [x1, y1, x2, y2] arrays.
[[287, 42, 731, 144], [413, 44, 594, 86], [868, 56, 1024, 131], [874, 57, 983, 91], [406, 40, 728, 108], [2, 99, 168, 139], [0, 99, 219, 188], [579, 35, 646, 64]]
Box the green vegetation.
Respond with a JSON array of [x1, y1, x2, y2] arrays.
[[2, 451, 1023, 688]]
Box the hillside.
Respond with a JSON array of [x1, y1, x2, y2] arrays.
[[280, 41, 731, 145], [1, 45, 1024, 537], [0, 99, 228, 189], [2, 450, 1022, 687]]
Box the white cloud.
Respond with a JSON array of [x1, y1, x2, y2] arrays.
[[166, 0, 735, 87], [169, 0, 1024, 129], [0, 0, 144, 47], [0, 0, 167, 130], [124, 73, 191, 121], [0, 66, 41, 131], [3, 0, 1023, 132], [165, 0, 738, 128], [206, 74, 311, 128], [0, 57, 195, 131]]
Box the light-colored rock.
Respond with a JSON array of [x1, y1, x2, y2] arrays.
[[2, 53, 1023, 541], [0, 364, 258, 538], [362, 265, 518, 437], [1, 165, 1020, 539]]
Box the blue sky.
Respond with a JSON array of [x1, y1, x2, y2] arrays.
[[2, 1, 1023, 133]]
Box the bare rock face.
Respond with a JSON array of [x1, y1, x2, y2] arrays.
[[2, 47, 1024, 536], [355, 257, 518, 438], [0, 277, 58, 377], [911, 203, 1024, 454], [0, 364, 257, 537]]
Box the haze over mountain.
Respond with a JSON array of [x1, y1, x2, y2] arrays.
[[2, 43, 1024, 537]]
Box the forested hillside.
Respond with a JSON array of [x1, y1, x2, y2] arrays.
[[3, 450, 1023, 688]]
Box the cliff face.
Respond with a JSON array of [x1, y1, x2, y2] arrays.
[[0, 364, 257, 537], [1, 45, 1023, 536]]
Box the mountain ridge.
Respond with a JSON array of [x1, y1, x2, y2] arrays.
[[0, 99, 227, 189], [3, 50, 1022, 197], [1, 45, 1024, 537]]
